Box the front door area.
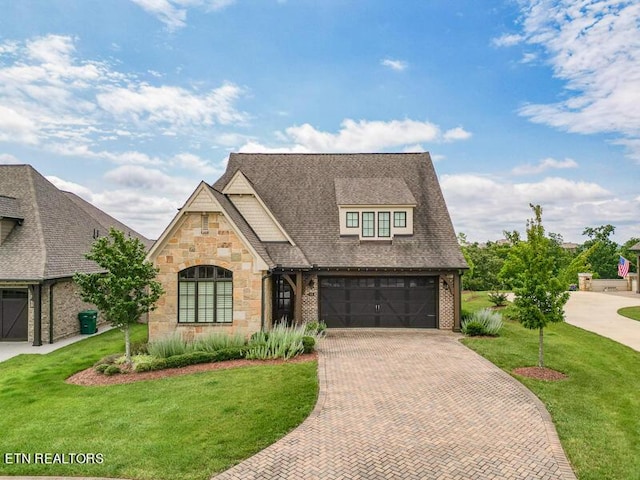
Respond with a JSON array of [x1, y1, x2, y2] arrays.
[[319, 276, 437, 328], [0, 289, 28, 341]]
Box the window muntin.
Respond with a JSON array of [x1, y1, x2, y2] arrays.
[[362, 212, 375, 237], [394, 211, 407, 228], [178, 266, 232, 323], [378, 212, 390, 237], [346, 212, 359, 228]]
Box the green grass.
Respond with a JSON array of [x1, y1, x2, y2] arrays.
[[618, 305, 640, 321], [0, 324, 318, 480], [462, 290, 498, 312], [461, 298, 640, 480]]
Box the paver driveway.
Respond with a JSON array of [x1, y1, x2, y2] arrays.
[[213, 330, 575, 480]]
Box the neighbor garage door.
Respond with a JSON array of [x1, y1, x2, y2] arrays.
[[319, 277, 437, 328], [0, 289, 28, 341]]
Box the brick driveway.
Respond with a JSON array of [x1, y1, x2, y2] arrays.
[[213, 330, 576, 480]]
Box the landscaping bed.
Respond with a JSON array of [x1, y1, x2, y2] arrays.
[[68, 352, 317, 386]]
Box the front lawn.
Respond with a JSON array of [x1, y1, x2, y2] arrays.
[[618, 305, 640, 321], [462, 292, 640, 480], [0, 324, 318, 480]]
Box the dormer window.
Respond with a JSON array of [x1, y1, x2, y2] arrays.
[[335, 178, 416, 240]]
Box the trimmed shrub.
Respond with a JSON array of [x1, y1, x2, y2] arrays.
[[461, 320, 486, 336], [304, 321, 327, 336], [302, 336, 315, 354], [94, 353, 121, 367], [487, 291, 509, 307], [94, 363, 110, 373], [104, 365, 121, 376], [135, 346, 247, 372], [461, 308, 504, 336]]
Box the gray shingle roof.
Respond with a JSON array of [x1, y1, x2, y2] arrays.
[[213, 153, 467, 270], [0, 195, 23, 220], [334, 178, 417, 206], [0, 165, 151, 281]]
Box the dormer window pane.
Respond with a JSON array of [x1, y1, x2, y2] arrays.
[[346, 212, 359, 228], [394, 211, 407, 228], [362, 212, 375, 237], [378, 212, 390, 237]]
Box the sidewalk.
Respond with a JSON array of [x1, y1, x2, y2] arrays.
[[0, 326, 114, 363]]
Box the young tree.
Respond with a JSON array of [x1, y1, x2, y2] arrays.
[[74, 228, 164, 364], [508, 205, 569, 367]]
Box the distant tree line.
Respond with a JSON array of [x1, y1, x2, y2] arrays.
[[459, 224, 639, 291]]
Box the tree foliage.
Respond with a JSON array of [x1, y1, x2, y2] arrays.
[[74, 228, 164, 363], [579, 225, 619, 278], [506, 205, 569, 367]]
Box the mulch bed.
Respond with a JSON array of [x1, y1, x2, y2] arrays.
[[66, 352, 318, 387], [512, 366, 568, 381]]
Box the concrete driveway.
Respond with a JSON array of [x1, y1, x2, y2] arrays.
[[213, 330, 575, 480], [564, 291, 640, 351]]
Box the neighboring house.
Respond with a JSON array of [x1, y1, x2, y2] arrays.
[[147, 152, 468, 341], [0, 165, 151, 345]]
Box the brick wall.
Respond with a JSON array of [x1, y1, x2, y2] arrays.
[[301, 273, 319, 323], [150, 212, 265, 341], [439, 274, 454, 330]]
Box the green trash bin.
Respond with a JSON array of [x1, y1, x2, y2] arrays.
[[78, 310, 98, 334]]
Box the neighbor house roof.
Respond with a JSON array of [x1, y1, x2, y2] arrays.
[[0, 165, 151, 282], [212, 152, 468, 270]]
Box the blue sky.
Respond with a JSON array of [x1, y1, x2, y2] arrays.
[[0, 0, 638, 243]]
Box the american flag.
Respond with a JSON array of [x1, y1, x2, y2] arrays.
[[618, 256, 630, 278]]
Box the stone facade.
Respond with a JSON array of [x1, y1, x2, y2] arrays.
[[149, 212, 266, 341], [438, 274, 454, 330]]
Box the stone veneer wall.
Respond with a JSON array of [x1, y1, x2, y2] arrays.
[[301, 273, 319, 324], [438, 274, 454, 330], [150, 212, 265, 341]]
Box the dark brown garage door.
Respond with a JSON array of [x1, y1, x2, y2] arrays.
[[0, 289, 28, 341], [319, 277, 437, 328]]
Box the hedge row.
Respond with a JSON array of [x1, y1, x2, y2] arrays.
[[135, 346, 247, 372]]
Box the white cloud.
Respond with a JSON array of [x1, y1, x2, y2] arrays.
[[170, 152, 221, 175], [511, 157, 578, 175], [104, 165, 192, 195], [0, 105, 39, 144], [242, 118, 471, 153], [381, 58, 408, 71], [443, 127, 472, 142], [130, 0, 236, 31], [491, 33, 524, 47], [46, 175, 95, 199], [502, 1, 640, 160], [96, 82, 247, 127], [0, 154, 21, 164], [440, 173, 639, 242]]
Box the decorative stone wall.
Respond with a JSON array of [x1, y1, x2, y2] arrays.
[[438, 274, 454, 330], [149, 212, 265, 341], [301, 273, 319, 323], [578, 273, 592, 291]]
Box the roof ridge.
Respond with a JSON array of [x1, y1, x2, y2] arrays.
[[24, 165, 47, 279]]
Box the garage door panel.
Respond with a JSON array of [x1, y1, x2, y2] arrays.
[[320, 277, 436, 328], [0, 289, 28, 341]]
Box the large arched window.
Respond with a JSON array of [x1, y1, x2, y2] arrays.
[[178, 266, 233, 323]]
